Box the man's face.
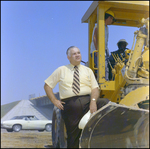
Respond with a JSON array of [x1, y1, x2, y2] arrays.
[[67, 47, 81, 66], [118, 42, 127, 52], [106, 16, 114, 25]]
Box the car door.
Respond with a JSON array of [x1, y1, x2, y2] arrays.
[[21, 117, 31, 129], [28, 119, 39, 129], [27, 117, 44, 130], [25, 118, 38, 129]]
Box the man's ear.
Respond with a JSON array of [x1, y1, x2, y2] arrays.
[[67, 55, 70, 60]]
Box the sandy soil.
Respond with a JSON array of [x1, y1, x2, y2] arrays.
[[1, 128, 53, 148]]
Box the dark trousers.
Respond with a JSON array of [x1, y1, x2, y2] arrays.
[[61, 95, 109, 148]]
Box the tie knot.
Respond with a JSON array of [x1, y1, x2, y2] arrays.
[[74, 66, 78, 70]]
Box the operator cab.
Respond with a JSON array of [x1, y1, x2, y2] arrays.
[[81, 1, 149, 102]]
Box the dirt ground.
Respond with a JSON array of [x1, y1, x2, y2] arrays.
[[1, 128, 53, 148]]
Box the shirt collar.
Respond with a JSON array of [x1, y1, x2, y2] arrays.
[[69, 63, 81, 71]]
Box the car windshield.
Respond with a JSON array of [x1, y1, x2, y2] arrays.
[[28, 116, 39, 120], [10, 115, 39, 120]]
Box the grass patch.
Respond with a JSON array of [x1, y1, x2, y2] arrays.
[[1, 100, 21, 118]]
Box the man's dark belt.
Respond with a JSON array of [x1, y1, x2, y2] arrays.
[[61, 94, 90, 102]]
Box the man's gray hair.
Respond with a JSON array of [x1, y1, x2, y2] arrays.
[[66, 46, 78, 57]]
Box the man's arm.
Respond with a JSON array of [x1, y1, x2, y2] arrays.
[[90, 87, 100, 113], [93, 27, 98, 51], [44, 83, 65, 110]]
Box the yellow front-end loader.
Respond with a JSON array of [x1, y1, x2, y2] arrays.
[[52, 1, 149, 148]]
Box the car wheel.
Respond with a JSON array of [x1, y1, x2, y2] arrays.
[[45, 124, 52, 132], [6, 129, 13, 132], [13, 124, 22, 132]]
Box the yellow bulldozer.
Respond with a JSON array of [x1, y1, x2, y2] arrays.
[[51, 1, 149, 148]]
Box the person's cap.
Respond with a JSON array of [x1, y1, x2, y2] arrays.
[[117, 39, 128, 46], [105, 10, 116, 22], [78, 110, 91, 129]]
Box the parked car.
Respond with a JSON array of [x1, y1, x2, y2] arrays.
[[1, 115, 52, 132]]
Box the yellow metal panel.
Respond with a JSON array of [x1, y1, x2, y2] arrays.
[[114, 11, 148, 21], [97, 4, 107, 83], [88, 17, 92, 69], [99, 1, 149, 11], [100, 90, 115, 100], [100, 81, 115, 90], [110, 75, 126, 103], [119, 86, 149, 107], [88, 14, 97, 71], [142, 50, 149, 71], [113, 21, 142, 28], [112, 1, 149, 6], [142, 50, 149, 62], [127, 32, 146, 78]]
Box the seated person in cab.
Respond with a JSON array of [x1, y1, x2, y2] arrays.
[[108, 39, 129, 80]]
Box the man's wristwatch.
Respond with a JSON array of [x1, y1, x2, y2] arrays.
[[92, 98, 96, 101]]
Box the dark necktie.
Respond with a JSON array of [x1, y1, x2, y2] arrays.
[[72, 66, 80, 95]]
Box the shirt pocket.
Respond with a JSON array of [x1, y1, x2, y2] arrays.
[[60, 69, 73, 86], [80, 72, 91, 86]]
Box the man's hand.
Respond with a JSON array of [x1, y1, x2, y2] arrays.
[[53, 100, 65, 110], [90, 100, 97, 114], [44, 83, 65, 110]]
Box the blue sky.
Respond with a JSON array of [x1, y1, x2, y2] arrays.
[[1, 1, 138, 105]]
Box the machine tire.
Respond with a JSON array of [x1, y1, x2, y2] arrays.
[[52, 106, 61, 148], [45, 124, 52, 132], [52, 106, 67, 148], [59, 117, 67, 148], [13, 124, 22, 132]]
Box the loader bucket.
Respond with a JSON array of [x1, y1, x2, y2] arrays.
[[79, 102, 149, 148]]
